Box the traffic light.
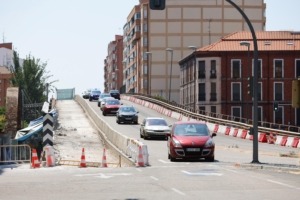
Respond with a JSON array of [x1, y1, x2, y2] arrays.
[[247, 76, 253, 96], [292, 79, 300, 108], [273, 102, 279, 112], [149, 0, 166, 10]]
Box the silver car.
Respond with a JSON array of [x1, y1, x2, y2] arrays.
[[97, 93, 112, 107], [140, 117, 171, 140]]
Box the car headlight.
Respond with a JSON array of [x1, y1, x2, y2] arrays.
[[204, 139, 215, 148], [172, 138, 182, 148]]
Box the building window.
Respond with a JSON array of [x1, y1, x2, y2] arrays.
[[258, 82, 262, 101], [252, 59, 262, 78], [296, 59, 300, 78], [199, 106, 205, 114], [232, 82, 241, 101], [210, 82, 217, 101], [274, 82, 283, 101], [198, 61, 205, 79], [274, 59, 283, 78], [211, 106, 216, 114], [231, 60, 241, 79], [274, 106, 283, 124], [258, 106, 263, 124], [198, 83, 205, 101], [232, 107, 241, 122], [210, 60, 217, 78]]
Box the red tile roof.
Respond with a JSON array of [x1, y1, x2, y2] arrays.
[[199, 31, 300, 52]]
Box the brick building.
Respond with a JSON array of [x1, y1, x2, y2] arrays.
[[104, 35, 123, 93], [120, 0, 265, 102], [179, 31, 300, 127]]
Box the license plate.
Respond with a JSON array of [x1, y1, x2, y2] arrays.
[[125, 118, 132, 120], [186, 148, 200, 152]]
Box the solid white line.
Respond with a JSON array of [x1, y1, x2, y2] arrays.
[[150, 176, 159, 181], [182, 170, 223, 176], [171, 188, 186, 196], [267, 179, 299, 190]]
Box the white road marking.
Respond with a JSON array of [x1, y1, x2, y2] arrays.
[[150, 176, 159, 181], [171, 188, 186, 196], [267, 179, 300, 190], [136, 168, 143, 172], [75, 173, 132, 179], [158, 159, 170, 164], [182, 170, 223, 176]]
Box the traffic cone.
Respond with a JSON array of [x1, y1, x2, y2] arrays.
[[79, 148, 87, 168], [45, 146, 55, 167], [101, 148, 108, 168], [31, 149, 40, 168], [136, 146, 145, 167]]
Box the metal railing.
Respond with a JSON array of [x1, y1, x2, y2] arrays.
[[123, 93, 300, 137], [0, 144, 31, 164]]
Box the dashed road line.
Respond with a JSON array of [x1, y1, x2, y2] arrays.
[[171, 188, 186, 196]]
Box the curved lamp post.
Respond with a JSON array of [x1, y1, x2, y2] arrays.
[[166, 48, 173, 101], [226, 0, 259, 163]]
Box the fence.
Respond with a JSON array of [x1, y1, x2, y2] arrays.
[[0, 144, 31, 165]]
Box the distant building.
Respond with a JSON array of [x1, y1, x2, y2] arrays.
[[121, 0, 266, 102], [0, 43, 14, 107], [104, 35, 123, 93], [0, 66, 13, 107], [179, 31, 300, 126]]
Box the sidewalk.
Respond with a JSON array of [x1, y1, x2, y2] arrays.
[[53, 100, 120, 167]]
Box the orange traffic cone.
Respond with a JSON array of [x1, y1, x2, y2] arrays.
[[79, 148, 87, 168], [101, 148, 108, 168], [31, 149, 40, 168], [136, 146, 145, 167]]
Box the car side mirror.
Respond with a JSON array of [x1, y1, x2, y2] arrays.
[[168, 125, 172, 127], [211, 133, 217, 137]]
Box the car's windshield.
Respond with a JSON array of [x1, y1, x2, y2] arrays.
[[107, 100, 120, 105], [174, 124, 209, 136], [100, 94, 111, 98], [147, 119, 167, 126], [92, 90, 101, 94], [120, 107, 136, 112]]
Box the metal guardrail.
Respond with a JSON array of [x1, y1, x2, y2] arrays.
[[123, 93, 300, 137], [0, 144, 31, 164]]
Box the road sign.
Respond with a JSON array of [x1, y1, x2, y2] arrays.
[[43, 113, 54, 147]]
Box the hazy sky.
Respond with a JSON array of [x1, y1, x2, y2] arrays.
[[1, 0, 299, 95]]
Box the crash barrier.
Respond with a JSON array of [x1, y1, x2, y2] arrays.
[[0, 144, 31, 165], [75, 96, 148, 167], [123, 95, 300, 149]]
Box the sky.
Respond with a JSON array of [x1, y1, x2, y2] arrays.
[[1, 0, 300, 96]]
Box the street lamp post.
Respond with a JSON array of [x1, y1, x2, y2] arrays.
[[226, 0, 259, 163], [145, 52, 152, 96], [188, 46, 197, 112], [166, 48, 173, 102], [240, 41, 251, 120]]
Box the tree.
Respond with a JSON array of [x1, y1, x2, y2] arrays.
[[11, 51, 51, 103]]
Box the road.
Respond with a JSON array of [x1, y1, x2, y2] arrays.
[[0, 96, 299, 200]]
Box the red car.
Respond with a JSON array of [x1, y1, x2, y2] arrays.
[[167, 121, 216, 162], [102, 99, 122, 116]]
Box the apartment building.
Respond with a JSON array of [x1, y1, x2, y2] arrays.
[[0, 43, 13, 107], [104, 35, 124, 93], [179, 31, 300, 126], [122, 0, 266, 102]]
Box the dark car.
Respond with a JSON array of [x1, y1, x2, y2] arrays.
[[102, 99, 122, 116], [89, 90, 101, 101], [82, 90, 91, 99], [167, 121, 216, 162], [116, 105, 138, 124], [140, 117, 171, 139], [109, 90, 120, 100]]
